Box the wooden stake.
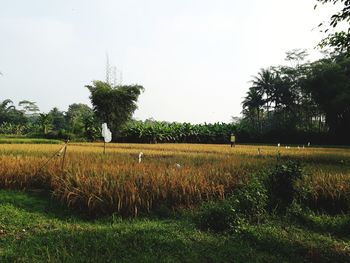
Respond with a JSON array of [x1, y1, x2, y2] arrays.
[[61, 140, 68, 171]]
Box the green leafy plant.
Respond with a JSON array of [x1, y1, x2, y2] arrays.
[[230, 174, 268, 223], [194, 200, 238, 233], [266, 160, 303, 212]]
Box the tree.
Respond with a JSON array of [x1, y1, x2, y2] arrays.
[[242, 87, 264, 132], [251, 68, 277, 114], [0, 99, 15, 114], [86, 81, 144, 139], [304, 54, 350, 142], [37, 113, 52, 134], [18, 100, 40, 116], [48, 107, 66, 132], [241, 50, 328, 142], [0, 99, 26, 125], [66, 103, 98, 139], [316, 0, 350, 53]]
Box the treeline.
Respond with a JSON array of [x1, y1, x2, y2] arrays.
[[240, 51, 350, 145], [1, 52, 350, 145], [0, 101, 237, 143], [0, 101, 100, 140]]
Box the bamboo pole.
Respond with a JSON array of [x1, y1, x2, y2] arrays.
[[61, 140, 69, 171]]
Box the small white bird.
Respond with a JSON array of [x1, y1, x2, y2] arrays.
[[277, 143, 281, 147], [175, 163, 181, 168], [138, 152, 144, 163], [308, 142, 311, 147]]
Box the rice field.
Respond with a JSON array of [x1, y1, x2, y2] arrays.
[[0, 142, 349, 216]]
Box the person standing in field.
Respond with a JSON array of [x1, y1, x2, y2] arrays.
[[230, 134, 236, 147]]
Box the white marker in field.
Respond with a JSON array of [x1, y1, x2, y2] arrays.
[[138, 152, 144, 163], [102, 123, 112, 154]]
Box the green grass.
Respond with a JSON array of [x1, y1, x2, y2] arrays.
[[0, 136, 61, 144], [0, 190, 349, 263]]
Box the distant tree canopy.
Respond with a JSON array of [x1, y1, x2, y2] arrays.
[[86, 81, 144, 138], [0, 99, 26, 125], [304, 54, 350, 139], [241, 50, 350, 144], [18, 100, 40, 116], [0, 80, 144, 141], [316, 0, 350, 53]]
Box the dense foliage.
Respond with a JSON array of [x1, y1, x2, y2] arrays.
[[119, 120, 236, 144], [0, 101, 100, 141], [86, 81, 144, 138], [241, 51, 350, 144]]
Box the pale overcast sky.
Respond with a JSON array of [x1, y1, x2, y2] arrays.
[[0, 0, 338, 123]]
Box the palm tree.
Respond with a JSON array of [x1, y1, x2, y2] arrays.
[[242, 87, 264, 131], [251, 69, 277, 114], [0, 99, 16, 123], [0, 99, 15, 112]]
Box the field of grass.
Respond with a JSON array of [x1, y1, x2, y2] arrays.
[[0, 142, 350, 262], [0, 135, 61, 144]]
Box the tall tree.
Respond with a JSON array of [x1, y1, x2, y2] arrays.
[[251, 68, 277, 114], [18, 100, 40, 116], [86, 81, 144, 139], [242, 87, 264, 132], [304, 54, 350, 142], [48, 107, 66, 131], [0, 99, 26, 125]]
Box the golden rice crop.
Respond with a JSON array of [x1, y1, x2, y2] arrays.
[[0, 143, 349, 215]]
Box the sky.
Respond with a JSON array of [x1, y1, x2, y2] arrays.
[[0, 0, 339, 123]]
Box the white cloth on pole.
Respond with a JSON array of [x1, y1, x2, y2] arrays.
[[102, 123, 112, 143]]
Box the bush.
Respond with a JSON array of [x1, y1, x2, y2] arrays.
[[286, 201, 308, 223], [266, 160, 303, 212], [194, 200, 238, 233], [195, 175, 267, 233], [229, 174, 267, 223]]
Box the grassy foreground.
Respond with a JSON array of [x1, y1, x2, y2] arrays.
[[0, 189, 349, 263]]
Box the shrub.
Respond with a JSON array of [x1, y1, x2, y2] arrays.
[[286, 201, 308, 223], [229, 174, 267, 223], [194, 200, 238, 233], [266, 160, 303, 212], [195, 175, 267, 233]]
